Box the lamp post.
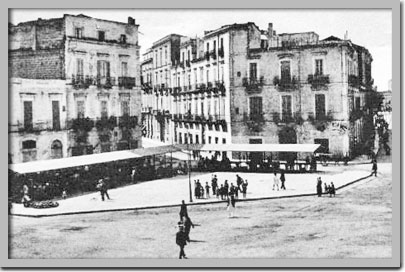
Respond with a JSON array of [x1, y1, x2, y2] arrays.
[[187, 128, 193, 203]]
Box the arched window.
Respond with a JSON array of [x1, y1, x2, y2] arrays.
[[51, 140, 63, 159]]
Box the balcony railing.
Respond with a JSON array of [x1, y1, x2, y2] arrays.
[[96, 76, 115, 89], [308, 74, 330, 89], [273, 75, 298, 91], [205, 52, 210, 61], [118, 77, 136, 89], [186, 60, 191, 67], [218, 47, 224, 58], [242, 77, 265, 93], [210, 50, 217, 60], [71, 74, 92, 89]]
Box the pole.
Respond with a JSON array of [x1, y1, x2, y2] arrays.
[[187, 131, 193, 203]]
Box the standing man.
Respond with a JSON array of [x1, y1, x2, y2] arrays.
[[236, 174, 243, 191], [179, 200, 188, 221], [184, 215, 195, 242], [372, 159, 378, 177], [176, 225, 188, 259], [224, 180, 229, 199], [273, 173, 280, 191], [205, 182, 211, 198], [317, 177, 323, 197], [211, 175, 218, 195]]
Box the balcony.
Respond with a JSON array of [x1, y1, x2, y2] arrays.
[[205, 52, 210, 61], [243, 113, 265, 133], [210, 50, 217, 60], [118, 77, 136, 89], [96, 76, 115, 89], [307, 74, 330, 89], [273, 76, 298, 91], [307, 111, 334, 131], [71, 74, 92, 89], [95, 116, 117, 131], [242, 76, 264, 93]]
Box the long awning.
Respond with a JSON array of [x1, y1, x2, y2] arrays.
[[174, 143, 321, 153], [9, 145, 180, 174]]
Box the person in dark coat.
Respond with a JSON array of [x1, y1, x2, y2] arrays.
[[97, 179, 110, 201], [329, 182, 336, 197], [183, 215, 195, 242], [242, 180, 248, 199], [211, 175, 218, 195], [316, 177, 322, 197], [219, 184, 225, 200], [236, 174, 244, 191], [176, 225, 188, 259], [324, 182, 329, 194], [224, 180, 229, 199], [280, 171, 286, 190], [179, 200, 188, 221], [372, 160, 378, 177]]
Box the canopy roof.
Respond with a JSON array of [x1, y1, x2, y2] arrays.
[[9, 145, 180, 174], [174, 143, 321, 153], [9, 143, 320, 174]]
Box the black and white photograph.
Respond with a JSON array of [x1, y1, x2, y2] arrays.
[[7, 7, 397, 266]]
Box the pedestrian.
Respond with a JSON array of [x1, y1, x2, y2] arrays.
[[205, 182, 210, 198], [179, 200, 188, 221], [280, 171, 286, 190], [211, 175, 218, 195], [316, 177, 322, 197], [233, 183, 239, 199], [224, 180, 229, 199], [61, 189, 67, 200], [227, 194, 236, 218], [242, 180, 248, 199], [372, 160, 378, 177], [21, 182, 31, 207], [273, 173, 280, 191], [194, 181, 199, 199], [97, 179, 110, 201], [329, 182, 336, 197], [216, 186, 220, 199], [176, 225, 188, 259], [236, 174, 244, 191], [324, 182, 329, 194], [219, 184, 225, 200], [183, 215, 195, 242]]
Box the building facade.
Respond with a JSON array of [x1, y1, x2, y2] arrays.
[[141, 22, 374, 159], [9, 14, 142, 164]]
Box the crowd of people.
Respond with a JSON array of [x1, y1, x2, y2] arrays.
[[193, 174, 249, 201]]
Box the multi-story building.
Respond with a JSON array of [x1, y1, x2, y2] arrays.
[[9, 14, 142, 164], [141, 22, 374, 159]]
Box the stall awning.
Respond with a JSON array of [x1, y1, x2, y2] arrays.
[[174, 143, 321, 153], [9, 145, 179, 174]]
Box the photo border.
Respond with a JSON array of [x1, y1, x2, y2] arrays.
[[3, 0, 400, 268]]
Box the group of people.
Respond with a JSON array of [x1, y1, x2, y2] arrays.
[[176, 200, 195, 259], [316, 177, 336, 197], [272, 172, 287, 191], [193, 174, 249, 201]]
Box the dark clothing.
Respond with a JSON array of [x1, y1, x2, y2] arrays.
[[280, 173, 286, 190], [329, 185, 336, 197], [100, 190, 110, 201], [179, 203, 188, 220], [242, 183, 248, 198], [211, 177, 218, 195], [372, 163, 378, 177], [176, 231, 187, 259], [317, 180, 322, 197], [184, 217, 194, 241]]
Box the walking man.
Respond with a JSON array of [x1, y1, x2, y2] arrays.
[[273, 173, 280, 191], [184, 215, 195, 242], [280, 171, 286, 190], [317, 177, 323, 197], [179, 200, 188, 221], [242, 180, 248, 199], [372, 159, 378, 177], [97, 179, 110, 201], [176, 225, 188, 259]]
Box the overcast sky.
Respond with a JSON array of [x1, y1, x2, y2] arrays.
[[10, 9, 392, 91]]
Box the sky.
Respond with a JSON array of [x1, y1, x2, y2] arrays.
[[9, 9, 392, 92]]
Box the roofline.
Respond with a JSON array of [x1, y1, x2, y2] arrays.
[[63, 14, 139, 27], [152, 34, 185, 48], [203, 22, 260, 39]]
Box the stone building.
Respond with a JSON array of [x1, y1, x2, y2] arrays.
[[9, 14, 142, 163], [141, 22, 374, 159]]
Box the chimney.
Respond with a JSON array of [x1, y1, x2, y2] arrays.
[[268, 23, 273, 39], [128, 17, 135, 25]]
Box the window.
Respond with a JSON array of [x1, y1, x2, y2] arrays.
[[249, 63, 257, 81], [215, 137, 219, 144], [220, 38, 224, 49], [120, 34, 127, 43], [315, 59, 323, 75], [74, 102, 85, 120], [249, 138, 263, 144], [22, 140, 36, 149], [199, 68, 204, 83], [249, 97, 263, 118], [23, 101, 33, 130], [182, 52, 185, 63], [206, 42, 210, 52], [213, 40, 216, 51], [315, 94, 326, 118], [280, 60, 291, 82], [355, 97, 361, 110], [52, 101, 60, 130], [121, 101, 129, 116], [121, 62, 128, 77], [208, 136, 212, 144], [75, 27, 83, 39], [165, 49, 168, 65], [22, 140, 37, 162], [76, 58, 84, 76], [206, 70, 210, 83], [51, 140, 63, 159], [281, 95, 292, 121], [223, 138, 226, 144], [187, 50, 190, 62], [98, 31, 105, 41], [97, 60, 110, 79], [195, 135, 199, 144]]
